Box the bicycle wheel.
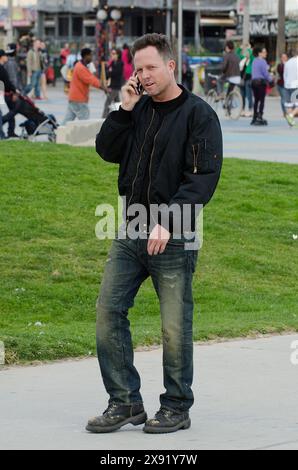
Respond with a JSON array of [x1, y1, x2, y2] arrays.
[[206, 89, 218, 111], [226, 89, 242, 120]]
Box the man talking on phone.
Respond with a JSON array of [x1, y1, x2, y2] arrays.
[[86, 34, 222, 434]]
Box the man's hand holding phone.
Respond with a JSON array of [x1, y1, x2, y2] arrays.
[[121, 72, 144, 111]]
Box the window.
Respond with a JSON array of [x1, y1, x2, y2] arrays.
[[45, 27, 55, 37], [85, 26, 95, 36], [59, 17, 69, 37], [73, 17, 83, 37], [146, 16, 154, 34], [132, 15, 143, 36]]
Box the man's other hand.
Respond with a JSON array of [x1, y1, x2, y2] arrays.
[[147, 224, 170, 256]]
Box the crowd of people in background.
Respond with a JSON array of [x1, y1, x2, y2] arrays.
[[1, 35, 298, 139], [219, 39, 298, 126]]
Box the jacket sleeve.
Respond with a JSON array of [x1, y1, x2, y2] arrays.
[[261, 61, 271, 82], [221, 55, 228, 75], [4, 61, 17, 88], [26, 50, 33, 76], [80, 66, 101, 88], [2, 67, 16, 93], [158, 109, 223, 233], [172, 111, 222, 205], [95, 109, 134, 164]]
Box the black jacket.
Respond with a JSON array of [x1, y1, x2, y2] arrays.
[[4, 57, 22, 90], [96, 86, 223, 234], [107, 60, 123, 90], [0, 64, 16, 93]]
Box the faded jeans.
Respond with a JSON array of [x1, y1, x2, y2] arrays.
[[62, 101, 90, 125], [25, 70, 42, 98], [96, 234, 199, 412], [240, 78, 253, 111], [102, 89, 121, 119]]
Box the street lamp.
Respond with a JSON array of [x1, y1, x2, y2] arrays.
[[97, 9, 108, 22], [110, 9, 121, 22], [96, 7, 109, 62]]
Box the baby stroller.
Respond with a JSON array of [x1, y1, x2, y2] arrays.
[[17, 95, 58, 142], [2, 93, 58, 142]]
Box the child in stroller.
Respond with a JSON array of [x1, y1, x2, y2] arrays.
[[1, 92, 58, 142]]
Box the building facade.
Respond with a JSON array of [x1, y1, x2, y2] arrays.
[[36, 0, 238, 53]]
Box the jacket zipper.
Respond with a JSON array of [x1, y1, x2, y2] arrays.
[[126, 109, 155, 226], [192, 140, 207, 173], [192, 143, 199, 174], [147, 119, 165, 226]]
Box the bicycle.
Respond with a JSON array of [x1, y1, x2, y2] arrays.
[[206, 73, 242, 120]]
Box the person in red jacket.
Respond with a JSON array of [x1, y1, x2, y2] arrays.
[[62, 48, 101, 125], [60, 43, 70, 66]]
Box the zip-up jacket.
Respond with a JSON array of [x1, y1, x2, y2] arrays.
[[221, 51, 240, 79], [0, 64, 16, 93], [96, 85, 223, 234], [4, 57, 22, 90]]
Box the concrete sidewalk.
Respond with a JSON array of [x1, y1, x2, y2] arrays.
[[5, 82, 298, 164], [1, 334, 298, 450]]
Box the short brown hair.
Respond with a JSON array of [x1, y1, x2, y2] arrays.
[[225, 40, 235, 51], [131, 33, 174, 61]]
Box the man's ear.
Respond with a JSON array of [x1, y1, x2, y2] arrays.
[[168, 59, 176, 73]]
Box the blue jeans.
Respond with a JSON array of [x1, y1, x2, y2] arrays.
[[277, 85, 288, 114], [240, 79, 253, 110], [25, 70, 42, 98], [0, 110, 5, 139], [62, 101, 90, 124], [4, 95, 16, 136], [96, 234, 199, 412]]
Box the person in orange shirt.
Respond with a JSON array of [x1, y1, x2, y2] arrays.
[[62, 48, 101, 125]]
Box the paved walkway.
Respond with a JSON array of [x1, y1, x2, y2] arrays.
[[220, 97, 298, 164], [4, 82, 298, 164], [1, 334, 298, 450]]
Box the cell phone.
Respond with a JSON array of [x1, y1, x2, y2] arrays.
[[136, 78, 144, 95]]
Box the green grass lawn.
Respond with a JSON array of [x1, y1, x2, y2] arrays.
[[0, 141, 297, 364]]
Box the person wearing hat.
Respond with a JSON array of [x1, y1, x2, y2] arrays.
[[4, 44, 22, 137], [0, 49, 18, 138], [4, 43, 22, 91]]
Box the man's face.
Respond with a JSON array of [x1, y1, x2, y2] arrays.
[[84, 53, 92, 64], [134, 46, 175, 97], [0, 55, 8, 64]]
